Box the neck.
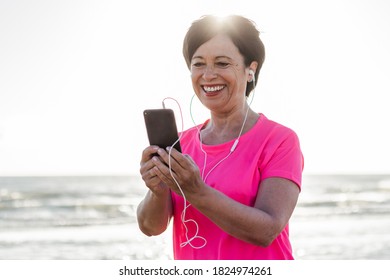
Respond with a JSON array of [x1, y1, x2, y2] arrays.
[[201, 105, 258, 145]]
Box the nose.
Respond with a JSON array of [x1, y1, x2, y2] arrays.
[[202, 65, 218, 81]]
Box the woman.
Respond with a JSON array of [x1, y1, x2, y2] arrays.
[[137, 15, 304, 260]]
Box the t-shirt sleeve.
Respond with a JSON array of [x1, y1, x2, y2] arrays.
[[259, 129, 304, 189]]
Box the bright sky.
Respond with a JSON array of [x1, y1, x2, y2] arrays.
[[1, 0, 389, 176]]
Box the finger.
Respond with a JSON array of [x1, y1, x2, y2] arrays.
[[140, 146, 160, 164], [152, 154, 173, 175], [140, 163, 158, 186], [166, 150, 202, 187], [141, 165, 156, 181], [156, 147, 184, 172], [165, 147, 196, 171], [166, 146, 181, 162], [152, 164, 175, 187], [140, 156, 157, 173], [152, 153, 182, 186], [140, 147, 162, 178]]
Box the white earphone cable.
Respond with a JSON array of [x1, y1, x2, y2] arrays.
[[163, 97, 207, 249], [163, 75, 256, 249], [190, 77, 256, 183]]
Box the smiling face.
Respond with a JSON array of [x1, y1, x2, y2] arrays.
[[190, 34, 252, 113]]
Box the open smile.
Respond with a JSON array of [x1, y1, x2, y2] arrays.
[[202, 85, 226, 94]]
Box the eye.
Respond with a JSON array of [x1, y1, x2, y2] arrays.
[[191, 62, 205, 68], [215, 62, 231, 68]]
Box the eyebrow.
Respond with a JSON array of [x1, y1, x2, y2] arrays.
[[191, 55, 234, 61]]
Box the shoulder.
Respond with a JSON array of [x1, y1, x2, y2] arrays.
[[256, 114, 300, 145], [256, 115, 304, 187]]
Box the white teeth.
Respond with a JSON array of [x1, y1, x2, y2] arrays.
[[203, 85, 225, 92]]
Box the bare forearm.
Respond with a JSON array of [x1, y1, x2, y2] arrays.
[[137, 189, 172, 236]]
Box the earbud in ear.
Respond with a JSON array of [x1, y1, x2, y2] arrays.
[[249, 69, 255, 82]]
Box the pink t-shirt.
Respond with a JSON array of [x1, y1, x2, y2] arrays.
[[171, 114, 304, 260]]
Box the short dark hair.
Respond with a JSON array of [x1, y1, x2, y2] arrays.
[[183, 15, 265, 96]]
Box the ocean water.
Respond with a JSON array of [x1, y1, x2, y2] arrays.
[[0, 174, 389, 260]]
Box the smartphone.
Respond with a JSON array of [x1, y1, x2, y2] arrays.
[[143, 109, 182, 152]]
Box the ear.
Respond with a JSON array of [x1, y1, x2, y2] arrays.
[[247, 61, 258, 82]]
